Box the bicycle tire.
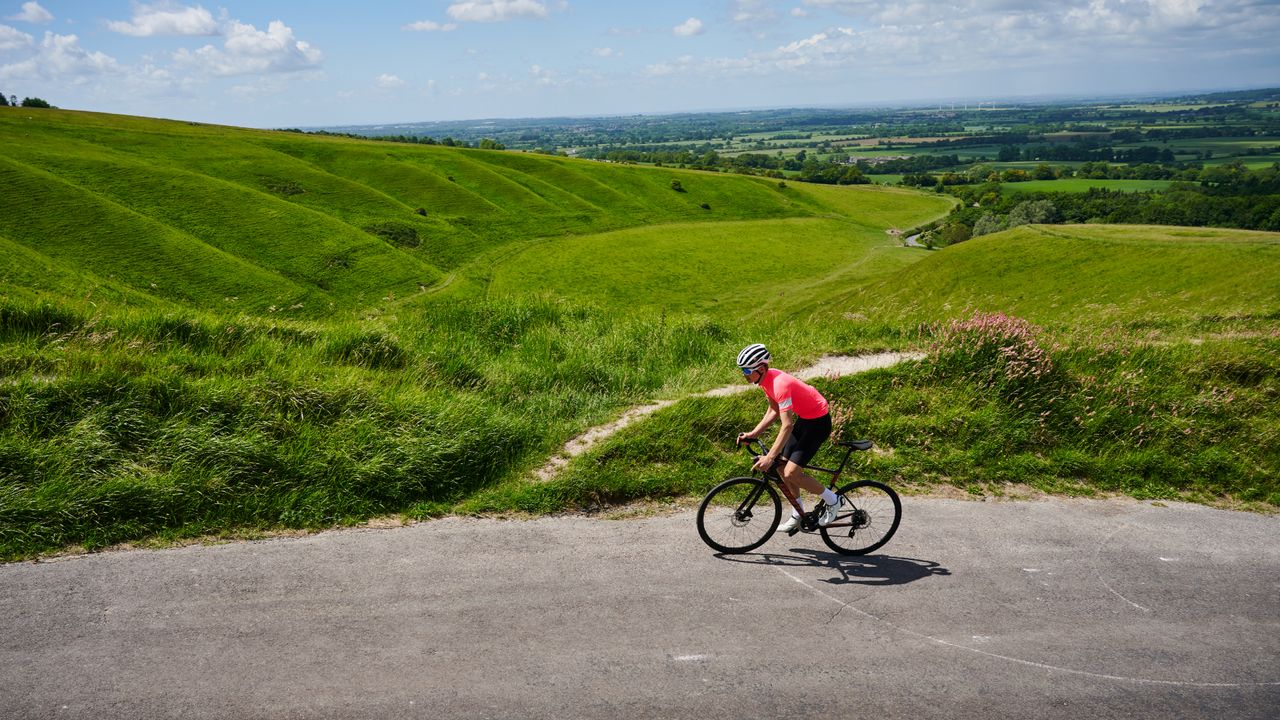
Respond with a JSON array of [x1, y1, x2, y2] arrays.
[[819, 480, 901, 555], [696, 476, 781, 554]]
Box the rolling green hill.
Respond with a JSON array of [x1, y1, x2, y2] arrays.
[[1, 108, 1277, 560], [849, 224, 1280, 326], [0, 108, 953, 317]]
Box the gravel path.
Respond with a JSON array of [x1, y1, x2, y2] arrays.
[[535, 352, 923, 480]]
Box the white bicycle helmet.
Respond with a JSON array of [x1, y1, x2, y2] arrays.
[[736, 343, 771, 370]]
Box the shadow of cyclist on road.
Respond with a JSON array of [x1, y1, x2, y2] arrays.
[[715, 547, 950, 587]]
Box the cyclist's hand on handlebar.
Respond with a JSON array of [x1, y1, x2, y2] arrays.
[[736, 432, 750, 447], [752, 453, 776, 473]]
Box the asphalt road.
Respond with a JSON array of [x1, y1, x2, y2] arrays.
[[3, 497, 1278, 719]]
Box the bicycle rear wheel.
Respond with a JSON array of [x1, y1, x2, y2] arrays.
[[819, 480, 901, 555], [696, 476, 781, 554]]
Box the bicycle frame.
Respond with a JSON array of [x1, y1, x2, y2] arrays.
[[742, 438, 864, 530]]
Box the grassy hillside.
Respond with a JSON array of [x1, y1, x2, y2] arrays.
[[1, 108, 1276, 560], [848, 224, 1280, 326], [0, 108, 952, 317], [488, 218, 917, 320], [476, 224, 1280, 517]]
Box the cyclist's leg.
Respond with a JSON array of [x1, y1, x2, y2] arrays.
[[780, 461, 825, 495]]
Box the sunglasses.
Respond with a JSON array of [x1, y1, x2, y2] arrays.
[[741, 367, 758, 377]]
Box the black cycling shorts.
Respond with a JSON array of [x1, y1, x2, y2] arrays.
[[781, 413, 832, 468]]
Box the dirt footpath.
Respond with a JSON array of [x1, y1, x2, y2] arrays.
[[2, 497, 1277, 719]]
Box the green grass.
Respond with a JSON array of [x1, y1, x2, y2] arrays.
[[6, 108, 920, 316], [1, 108, 1278, 560], [487, 224, 1280, 515], [847, 224, 1280, 326], [487, 218, 919, 320], [1001, 179, 1177, 194]]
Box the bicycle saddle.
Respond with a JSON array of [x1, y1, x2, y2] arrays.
[[835, 439, 873, 451]]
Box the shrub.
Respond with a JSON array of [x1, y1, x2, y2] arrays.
[[263, 178, 304, 196], [670, 179, 685, 192], [700, 202, 711, 210], [927, 311, 1062, 406], [364, 221, 421, 248]]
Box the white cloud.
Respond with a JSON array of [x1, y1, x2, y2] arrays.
[[674, 17, 704, 37], [643, 1, 1280, 85], [791, 7, 809, 18], [0, 23, 33, 50], [591, 47, 620, 58], [375, 73, 405, 88], [447, 0, 548, 23], [106, 3, 219, 37], [173, 20, 321, 77], [7, 2, 53, 24], [732, 1, 775, 24], [403, 20, 459, 32], [0, 31, 118, 82]]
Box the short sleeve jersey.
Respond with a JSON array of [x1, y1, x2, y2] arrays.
[[760, 369, 829, 420]]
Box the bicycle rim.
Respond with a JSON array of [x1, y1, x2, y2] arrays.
[[696, 477, 780, 554], [819, 480, 901, 555]]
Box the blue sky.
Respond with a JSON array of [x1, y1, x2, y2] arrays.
[[1, 1, 1278, 128]]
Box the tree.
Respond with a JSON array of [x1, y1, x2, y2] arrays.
[[940, 222, 972, 245], [1006, 199, 1059, 228], [0, 92, 7, 107], [972, 213, 1005, 237], [21, 97, 51, 108]]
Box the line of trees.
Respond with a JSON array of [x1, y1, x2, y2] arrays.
[[282, 128, 504, 150], [0, 92, 50, 108], [916, 162, 1280, 246]]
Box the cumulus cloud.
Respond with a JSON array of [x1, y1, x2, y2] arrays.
[[731, 1, 775, 24], [447, 0, 549, 23], [106, 3, 220, 37], [647, 0, 1280, 84], [375, 73, 405, 88], [0, 23, 33, 50], [591, 46, 620, 57], [7, 2, 52, 24], [173, 20, 321, 76], [0, 31, 119, 82], [674, 17, 704, 37], [403, 20, 459, 32]]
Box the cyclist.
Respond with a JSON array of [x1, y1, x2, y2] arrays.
[[734, 343, 841, 533]]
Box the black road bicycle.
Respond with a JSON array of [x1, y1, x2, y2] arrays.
[[696, 437, 901, 555]]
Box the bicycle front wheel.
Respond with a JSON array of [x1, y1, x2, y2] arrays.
[[696, 476, 781, 554], [819, 480, 901, 555]]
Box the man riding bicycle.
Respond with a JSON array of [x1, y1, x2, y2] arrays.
[[734, 343, 842, 533]]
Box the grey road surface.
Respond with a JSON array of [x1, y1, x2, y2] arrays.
[[2, 497, 1278, 719]]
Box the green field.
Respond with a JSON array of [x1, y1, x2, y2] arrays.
[[1002, 179, 1177, 194], [1, 109, 1277, 559]]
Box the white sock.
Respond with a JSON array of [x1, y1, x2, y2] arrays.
[[820, 488, 839, 506], [791, 499, 804, 518]]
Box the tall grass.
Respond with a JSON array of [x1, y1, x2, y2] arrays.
[[498, 312, 1279, 514], [0, 294, 770, 559]]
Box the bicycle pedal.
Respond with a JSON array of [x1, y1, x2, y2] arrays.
[[786, 524, 802, 536]]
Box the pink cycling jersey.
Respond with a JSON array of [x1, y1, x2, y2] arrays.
[[759, 368, 829, 419]]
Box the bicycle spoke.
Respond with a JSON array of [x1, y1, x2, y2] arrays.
[[819, 480, 901, 555], [696, 477, 781, 554]]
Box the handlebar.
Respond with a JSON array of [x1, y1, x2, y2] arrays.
[[736, 435, 769, 458]]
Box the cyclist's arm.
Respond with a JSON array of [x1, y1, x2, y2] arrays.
[[745, 398, 781, 439], [762, 409, 796, 465]]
